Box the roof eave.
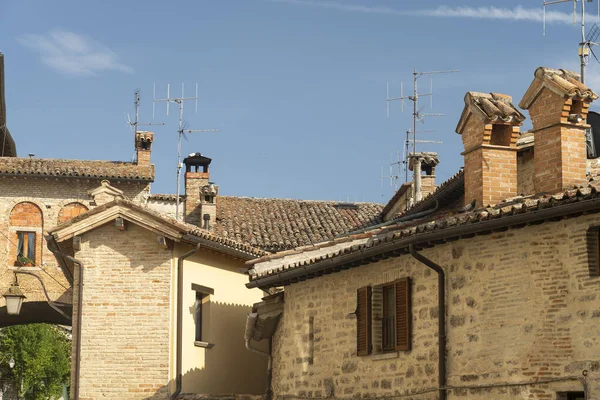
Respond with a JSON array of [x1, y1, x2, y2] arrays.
[[247, 196, 600, 289]]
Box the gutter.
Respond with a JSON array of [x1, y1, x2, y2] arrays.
[[247, 196, 600, 289], [409, 245, 446, 400], [171, 243, 202, 400], [46, 238, 83, 400], [244, 313, 273, 400]]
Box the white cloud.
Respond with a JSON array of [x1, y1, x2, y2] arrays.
[[268, 0, 575, 24], [19, 30, 133, 77]]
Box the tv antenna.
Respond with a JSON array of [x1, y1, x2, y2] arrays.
[[543, 0, 600, 83], [127, 90, 164, 134], [381, 151, 402, 192], [153, 83, 220, 221], [386, 67, 457, 202], [126, 90, 164, 161]]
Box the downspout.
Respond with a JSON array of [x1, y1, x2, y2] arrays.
[[171, 243, 202, 400], [244, 313, 273, 400], [409, 244, 446, 400], [46, 241, 83, 400]]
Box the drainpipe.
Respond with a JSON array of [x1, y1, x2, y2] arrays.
[[244, 313, 273, 400], [171, 243, 201, 400], [46, 242, 83, 400], [409, 244, 446, 400]]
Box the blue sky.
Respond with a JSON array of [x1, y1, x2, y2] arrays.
[[1, 0, 598, 203]]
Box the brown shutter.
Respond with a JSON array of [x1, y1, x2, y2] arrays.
[[394, 277, 411, 351], [356, 286, 372, 356]]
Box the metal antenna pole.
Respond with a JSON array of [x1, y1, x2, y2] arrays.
[[126, 90, 164, 160], [154, 83, 220, 221]]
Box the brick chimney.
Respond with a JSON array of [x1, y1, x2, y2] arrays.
[[519, 67, 598, 194], [135, 131, 154, 166], [456, 92, 525, 208], [183, 153, 218, 229], [409, 152, 439, 202]]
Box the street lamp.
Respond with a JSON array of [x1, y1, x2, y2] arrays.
[[2, 276, 25, 316]]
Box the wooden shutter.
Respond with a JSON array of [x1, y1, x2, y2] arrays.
[[356, 286, 372, 356], [394, 277, 411, 351]]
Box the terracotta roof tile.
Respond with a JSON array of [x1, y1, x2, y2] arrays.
[[0, 157, 154, 181], [214, 196, 383, 252], [457, 92, 525, 134], [249, 182, 600, 280]]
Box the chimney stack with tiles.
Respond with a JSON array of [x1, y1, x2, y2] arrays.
[[519, 67, 598, 194], [135, 131, 154, 166], [456, 92, 525, 208], [409, 152, 439, 202], [183, 152, 218, 228]]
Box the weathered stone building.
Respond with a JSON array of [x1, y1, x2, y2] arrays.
[[246, 68, 600, 400]]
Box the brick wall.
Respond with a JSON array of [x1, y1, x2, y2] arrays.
[[185, 172, 209, 225], [73, 222, 172, 400], [529, 88, 589, 193], [518, 148, 535, 195], [271, 213, 600, 399], [0, 177, 148, 305]]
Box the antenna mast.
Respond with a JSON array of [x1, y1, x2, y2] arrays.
[[126, 90, 164, 152], [153, 83, 220, 221], [543, 0, 600, 83], [386, 67, 458, 202]]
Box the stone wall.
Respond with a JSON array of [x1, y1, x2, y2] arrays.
[[73, 222, 172, 400], [271, 213, 600, 399]]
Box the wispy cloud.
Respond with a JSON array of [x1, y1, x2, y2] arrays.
[[19, 30, 133, 77], [268, 0, 575, 24]]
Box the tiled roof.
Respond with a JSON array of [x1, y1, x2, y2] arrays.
[[149, 193, 184, 201], [0, 157, 154, 182], [50, 198, 266, 258], [213, 196, 384, 252], [248, 183, 600, 283], [520, 67, 599, 109]]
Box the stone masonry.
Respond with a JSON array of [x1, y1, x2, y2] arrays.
[[270, 213, 600, 399]]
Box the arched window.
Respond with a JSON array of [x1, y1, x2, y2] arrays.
[[58, 202, 89, 225], [9, 202, 43, 266]]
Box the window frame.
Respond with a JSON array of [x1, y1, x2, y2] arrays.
[[16, 231, 36, 265], [191, 283, 215, 348]]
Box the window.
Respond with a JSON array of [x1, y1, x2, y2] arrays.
[[356, 277, 412, 356], [586, 226, 600, 276], [195, 291, 205, 342], [16, 231, 35, 265], [192, 283, 214, 348], [567, 393, 585, 400]]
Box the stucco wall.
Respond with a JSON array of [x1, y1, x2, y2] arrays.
[[176, 247, 269, 395], [74, 222, 172, 400], [271, 214, 600, 399]]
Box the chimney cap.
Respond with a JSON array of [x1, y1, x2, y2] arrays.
[[456, 92, 525, 135], [408, 152, 439, 171], [519, 67, 599, 109], [183, 152, 212, 167]]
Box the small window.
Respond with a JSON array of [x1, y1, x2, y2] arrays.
[[357, 278, 412, 356], [192, 283, 214, 346], [565, 392, 585, 400], [586, 227, 600, 277], [16, 231, 35, 265], [195, 292, 205, 342]]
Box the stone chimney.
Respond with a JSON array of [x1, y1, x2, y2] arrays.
[[409, 152, 439, 202], [135, 131, 154, 166], [183, 153, 218, 229], [456, 92, 525, 208], [519, 67, 598, 194]]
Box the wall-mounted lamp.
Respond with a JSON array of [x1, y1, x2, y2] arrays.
[[2, 276, 25, 316]]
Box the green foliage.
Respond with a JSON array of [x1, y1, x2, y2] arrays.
[[0, 324, 71, 400]]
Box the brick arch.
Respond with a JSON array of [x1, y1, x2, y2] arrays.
[[58, 202, 89, 225], [9, 202, 43, 266]]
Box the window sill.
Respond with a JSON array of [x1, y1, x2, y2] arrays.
[[371, 351, 399, 361], [194, 341, 215, 349], [8, 266, 41, 271]]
